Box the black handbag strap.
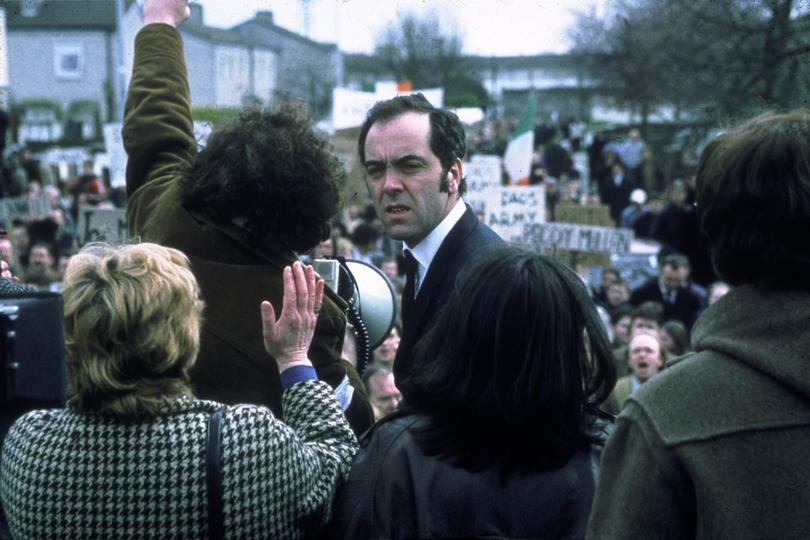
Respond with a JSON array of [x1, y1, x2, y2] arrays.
[[206, 407, 227, 540]]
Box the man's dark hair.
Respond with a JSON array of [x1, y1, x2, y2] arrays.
[[662, 319, 690, 356], [610, 304, 633, 325], [602, 267, 621, 282], [361, 362, 393, 395], [631, 301, 664, 326], [357, 93, 468, 195], [607, 278, 628, 289], [181, 106, 344, 253], [28, 241, 57, 269], [696, 110, 810, 289], [403, 246, 615, 471], [659, 253, 689, 271], [351, 222, 380, 247]]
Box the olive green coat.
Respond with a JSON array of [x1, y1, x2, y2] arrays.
[[588, 285, 810, 539], [123, 25, 372, 433]]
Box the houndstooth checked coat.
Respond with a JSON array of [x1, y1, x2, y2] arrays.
[[0, 380, 357, 539]]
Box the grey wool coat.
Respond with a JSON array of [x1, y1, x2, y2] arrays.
[[588, 284, 810, 539]]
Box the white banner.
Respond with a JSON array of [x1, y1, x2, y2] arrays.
[[332, 88, 380, 131], [332, 85, 445, 130], [103, 123, 126, 188]]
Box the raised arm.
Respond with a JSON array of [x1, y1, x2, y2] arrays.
[[123, 0, 194, 198], [219, 261, 357, 534]]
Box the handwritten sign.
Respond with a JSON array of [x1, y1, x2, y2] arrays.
[[522, 222, 633, 254], [464, 155, 502, 218], [488, 186, 546, 242], [76, 206, 127, 246]]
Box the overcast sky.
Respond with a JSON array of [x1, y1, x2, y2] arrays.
[[193, 0, 604, 56]]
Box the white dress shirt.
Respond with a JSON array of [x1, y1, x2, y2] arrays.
[[404, 198, 466, 296]]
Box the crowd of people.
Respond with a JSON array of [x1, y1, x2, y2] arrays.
[[1, 0, 809, 538]]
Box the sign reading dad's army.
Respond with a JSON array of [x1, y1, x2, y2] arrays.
[[523, 223, 633, 254], [76, 206, 127, 246]]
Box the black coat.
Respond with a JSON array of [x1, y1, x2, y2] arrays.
[[394, 205, 503, 385], [328, 413, 596, 540], [630, 277, 704, 329]]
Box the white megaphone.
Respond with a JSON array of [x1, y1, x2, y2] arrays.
[[312, 258, 397, 373]]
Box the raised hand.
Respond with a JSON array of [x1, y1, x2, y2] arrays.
[[261, 262, 325, 371], [143, 0, 190, 28]]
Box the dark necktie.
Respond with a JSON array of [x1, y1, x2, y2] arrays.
[[401, 250, 418, 325]]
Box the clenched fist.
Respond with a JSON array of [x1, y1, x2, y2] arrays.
[[143, 0, 190, 28]]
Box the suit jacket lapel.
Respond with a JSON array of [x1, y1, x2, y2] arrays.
[[404, 206, 478, 340]]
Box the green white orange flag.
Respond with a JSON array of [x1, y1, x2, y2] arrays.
[[503, 95, 536, 185]]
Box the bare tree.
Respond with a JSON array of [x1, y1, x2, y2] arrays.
[[374, 11, 489, 108], [571, 0, 810, 124]]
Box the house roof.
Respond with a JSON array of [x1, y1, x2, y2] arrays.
[[234, 13, 337, 53], [182, 20, 278, 51], [4, 0, 117, 31]]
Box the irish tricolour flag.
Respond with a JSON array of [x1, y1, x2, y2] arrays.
[[503, 95, 536, 185]]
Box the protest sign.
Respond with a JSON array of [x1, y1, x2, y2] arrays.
[[462, 155, 546, 242], [0, 194, 51, 223], [553, 203, 616, 267], [332, 85, 444, 130], [463, 155, 502, 218], [76, 206, 127, 246], [522, 222, 633, 254], [488, 186, 546, 242], [611, 252, 658, 290]]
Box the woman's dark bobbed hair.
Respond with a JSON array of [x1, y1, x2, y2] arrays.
[[403, 246, 616, 470]]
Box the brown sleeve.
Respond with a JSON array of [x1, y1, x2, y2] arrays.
[[123, 24, 196, 199]]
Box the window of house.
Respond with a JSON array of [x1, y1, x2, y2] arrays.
[[54, 46, 84, 79]]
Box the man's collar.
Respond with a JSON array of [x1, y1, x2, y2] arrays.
[[404, 198, 466, 280], [659, 277, 681, 298]]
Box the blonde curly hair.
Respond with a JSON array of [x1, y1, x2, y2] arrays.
[[63, 243, 204, 415]]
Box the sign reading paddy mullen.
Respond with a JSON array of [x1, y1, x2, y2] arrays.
[[522, 223, 633, 254], [463, 155, 546, 242]]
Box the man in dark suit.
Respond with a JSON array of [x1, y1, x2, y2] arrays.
[[629, 253, 704, 329], [357, 94, 503, 387]]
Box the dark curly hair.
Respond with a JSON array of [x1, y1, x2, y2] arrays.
[[357, 93, 468, 195], [181, 106, 344, 253], [696, 110, 810, 289]]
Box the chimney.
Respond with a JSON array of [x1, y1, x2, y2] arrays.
[[256, 11, 274, 25], [189, 3, 203, 25], [21, 0, 44, 18]]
